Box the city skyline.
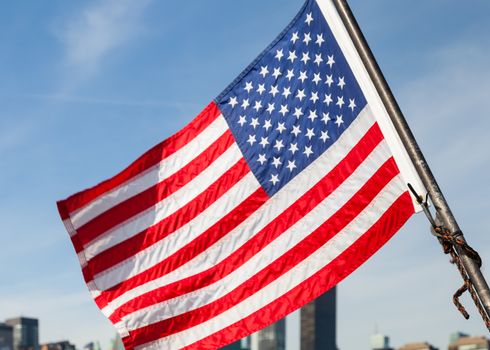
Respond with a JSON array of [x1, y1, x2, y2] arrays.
[[1, 0, 490, 349]]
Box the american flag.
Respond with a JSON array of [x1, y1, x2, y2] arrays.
[[58, 0, 423, 349]]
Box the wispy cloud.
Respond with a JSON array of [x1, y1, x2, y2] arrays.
[[56, 0, 152, 73]]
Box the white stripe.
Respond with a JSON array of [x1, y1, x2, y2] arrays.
[[94, 171, 260, 291], [70, 115, 230, 228], [136, 177, 407, 350], [124, 141, 392, 330], [84, 142, 242, 260], [100, 105, 376, 314]]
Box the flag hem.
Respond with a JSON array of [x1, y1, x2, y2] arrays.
[[316, 0, 425, 211]]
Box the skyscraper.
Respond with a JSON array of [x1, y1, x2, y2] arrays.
[[0, 323, 13, 350], [222, 288, 336, 350], [4, 318, 38, 350]]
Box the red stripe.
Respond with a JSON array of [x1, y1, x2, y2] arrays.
[[154, 192, 414, 350], [108, 123, 385, 323], [57, 101, 221, 218], [84, 157, 250, 280], [118, 157, 400, 343], [75, 130, 235, 247], [94, 188, 269, 310]]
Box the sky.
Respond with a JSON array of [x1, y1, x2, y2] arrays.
[[0, 0, 489, 349]]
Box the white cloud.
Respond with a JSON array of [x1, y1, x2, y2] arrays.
[[56, 0, 152, 72]]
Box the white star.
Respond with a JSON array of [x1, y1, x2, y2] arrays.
[[282, 86, 292, 99], [320, 130, 330, 142], [259, 65, 269, 77], [291, 124, 301, 137], [298, 71, 308, 83], [244, 81, 253, 93], [241, 98, 250, 109], [314, 54, 323, 66], [228, 96, 238, 108], [257, 83, 266, 95], [272, 67, 282, 79], [279, 104, 289, 116], [266, 103, 275, 114], [237, 115, 246, 126], [272, 157, 282, 168], [274, 139, 285, 151], [269, 85, 279, 97], [257, 153, 267, 165], [303, 145, 313, 158], [349, 98, 356, 111], [327, 55, 335, 68], [338, 76, 346, 89], [293, 107, 303, 119], [289, 143, 299, 155], [275, 49, 284, 61], [335, 115, 344, 127], [276, 122, 286, 134], [305, 12, 314, 26], [286, 69, 295, 81], [247, 134, 256, 145], [321, 112, 331, 124], [303, 32, 312, 45], [336, 96, 345, 108], [324, 93, 333, 105], [301, 51, 310, 64], [307, 109, 318, 121], [263, 119, 272, 131], [296, 89, 306, 101], [270, 174, 279, 185], [312, 73, 322, 85], [288, 50, 297, 63], [291, 31, 300, 44], [325, 74, 334, 87], [250, 117, 259, 129], [310, 91, 319, 104], [316, 33, 325, 47], [259, 137, 269, 148], [305, 128, 315, 140], [286, 160, 297, 172], [253, 100, 263, 112]]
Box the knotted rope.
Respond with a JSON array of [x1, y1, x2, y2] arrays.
[[408, 184, 490, 332]]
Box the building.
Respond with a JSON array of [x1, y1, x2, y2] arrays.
[[222, 287, 336, 350], [448, 336, 490, 350], [5, 318, 38, 350], [370, 333, 393, 350], [110, 335, 125, 350], [449, 333, 470, 345], [0, 324, 13, 350], [397, 342, 438, 350], [39, 342, 75, 350]]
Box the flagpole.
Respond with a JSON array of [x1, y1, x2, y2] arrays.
[[331, 0, 490, 320]]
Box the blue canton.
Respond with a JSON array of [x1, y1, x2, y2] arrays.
[[217, 0, 367, 196]]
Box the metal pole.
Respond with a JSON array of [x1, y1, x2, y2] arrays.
[[331, 0, 490, 318]]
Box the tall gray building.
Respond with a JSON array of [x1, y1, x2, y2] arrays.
[[222, 287, 336, 350], [5, 318, 38, 350], [0, 323, 13, 350]]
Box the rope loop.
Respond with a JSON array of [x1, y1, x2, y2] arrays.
[[432, 225, 490, 331]]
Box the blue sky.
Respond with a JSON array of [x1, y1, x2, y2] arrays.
[[0, 0, 489, 349]]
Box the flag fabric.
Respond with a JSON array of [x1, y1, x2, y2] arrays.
[[57, 0, 424, 349]]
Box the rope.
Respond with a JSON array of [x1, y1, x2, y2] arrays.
[[432, 225, 490, 331], [407, 183, 490, 331]]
